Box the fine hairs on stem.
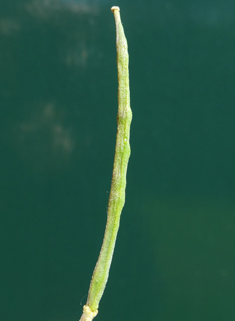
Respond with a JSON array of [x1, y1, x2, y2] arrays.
[[78, 6, 132, 321]]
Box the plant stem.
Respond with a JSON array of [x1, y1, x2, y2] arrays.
[[79, 6, 132, 321]]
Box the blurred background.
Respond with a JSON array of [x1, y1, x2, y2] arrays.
[[1, 1, 235, 321]]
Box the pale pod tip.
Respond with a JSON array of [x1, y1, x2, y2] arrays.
[[111, 6, 120, 12]]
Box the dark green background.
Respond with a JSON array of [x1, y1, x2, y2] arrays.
[[1, 1, 234, 321]]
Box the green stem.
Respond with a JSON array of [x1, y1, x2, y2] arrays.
[[79, 6, 132, 321]]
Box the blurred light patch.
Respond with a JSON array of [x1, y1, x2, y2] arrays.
[[15, 102, 74, 169], [0, 19, 20, 35], [26, 0, 99, 18]]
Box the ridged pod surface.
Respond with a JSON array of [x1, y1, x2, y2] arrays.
[[79, 6, 131, 321]]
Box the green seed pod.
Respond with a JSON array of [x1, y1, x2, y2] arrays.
[[79, 7, 132, 321]]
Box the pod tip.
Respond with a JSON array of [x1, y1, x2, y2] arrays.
[[111, 6, 120, 12]]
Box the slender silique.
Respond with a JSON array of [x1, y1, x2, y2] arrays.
[[79, 7, 132, 321]]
